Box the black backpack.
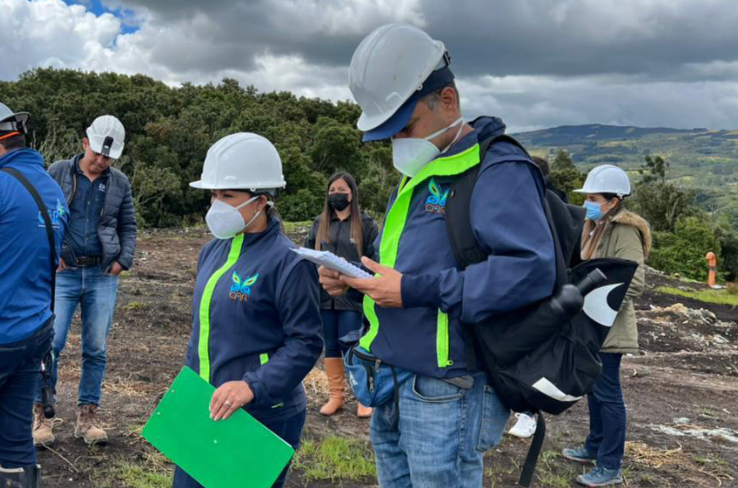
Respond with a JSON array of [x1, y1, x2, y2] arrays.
[[444, 133, 638, 486]]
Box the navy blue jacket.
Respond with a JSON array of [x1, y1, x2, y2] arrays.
[[364, 117, 556, 379], [186, 218, 323, 421], [0, 148, 68, 344]]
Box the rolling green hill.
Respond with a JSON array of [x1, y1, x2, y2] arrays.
[[513, 124, 738, 227]]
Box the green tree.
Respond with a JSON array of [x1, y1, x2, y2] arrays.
[[639, 154, 668, 184], [629, 181, 696, 233], [551, 149, 575, 171], [0, 67, 402, 226], [550, 167, 585, 205], [648, 217, 721, 280]]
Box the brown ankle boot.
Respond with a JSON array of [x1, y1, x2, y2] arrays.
[[32, 403, 56, 446], [74, 404, 108, 445], [319, 358, 345, 416], [356, 402, 373, 418]]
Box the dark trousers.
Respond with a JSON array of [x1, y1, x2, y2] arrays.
[[0, 320, 53, 468], [172, 409, 306, 488], [584, 352, 626, 470], [321, 309, 363, 358]]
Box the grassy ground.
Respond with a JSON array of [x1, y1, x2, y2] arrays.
[[293, 436, 376, 484], [34, 227, 738, 488], [656, 286, 738, 306]]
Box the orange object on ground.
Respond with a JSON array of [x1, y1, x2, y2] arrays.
[[706, 252, 717, 287]]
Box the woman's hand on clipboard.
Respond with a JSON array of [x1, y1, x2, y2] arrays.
[[210, 380, 255, 421]]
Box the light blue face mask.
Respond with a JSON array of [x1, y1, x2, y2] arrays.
[[583, 201, 604, 221]]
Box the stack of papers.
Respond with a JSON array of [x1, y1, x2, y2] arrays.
[[291, 247, 373, 279]]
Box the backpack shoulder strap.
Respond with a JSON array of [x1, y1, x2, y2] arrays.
[[1, 167, 57, 310], [445, 133, 539, 270], [444, 163, 484, 269]]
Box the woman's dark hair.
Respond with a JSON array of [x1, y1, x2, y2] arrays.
[[315, 172, 364, 256], [531, 156, 550, 177]]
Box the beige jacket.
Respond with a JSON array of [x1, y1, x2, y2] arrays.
[[589, 209, 652, 353]]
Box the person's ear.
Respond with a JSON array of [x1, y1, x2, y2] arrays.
[[440, 86, 459, 114], [257, 195, 269, 212]]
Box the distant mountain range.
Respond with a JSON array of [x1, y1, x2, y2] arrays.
[[512, 123, 738, 227]]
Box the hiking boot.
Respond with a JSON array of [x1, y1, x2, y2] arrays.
[[507, 412, 537, 438], [319, 358, 345, 416], [356, 402, 373, 419], [562, 446, 597, 464], [576, 466, 623, 486], [32, 403, 56, 447], [74, 404, 108, 445]]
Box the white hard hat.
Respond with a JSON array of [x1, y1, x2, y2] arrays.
[[575, 164, 632, 197], [0, 101, 30, 134], [86, 115, 125, 159], [190, 133, 287, 191], [349, 23, 453, 141]]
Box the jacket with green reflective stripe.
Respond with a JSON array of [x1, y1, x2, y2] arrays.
[[186, 217, 323, 422], [361, 116, 556, 379]]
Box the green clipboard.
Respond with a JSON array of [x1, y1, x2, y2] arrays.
[[142, 366, 294, 488]]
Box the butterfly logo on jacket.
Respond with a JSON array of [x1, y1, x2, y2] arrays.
[[38, 199, 67, 228], [229, 272, 259, 302], [425, 178, 449, 214]]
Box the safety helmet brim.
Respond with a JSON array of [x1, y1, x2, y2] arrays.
[[189, 180, 285, 191], [360, 65, 455, 141], [0, 112, 30, 133], [362, 97, 418, 142], [1, 111, 29, 124]]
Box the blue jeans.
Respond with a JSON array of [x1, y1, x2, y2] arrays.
[[35, 266, 119, 407], [0, 320, 53, 468], [370, 372, 510, 488], [171, 409, 306, 488], [585, 353, 626, 470], [320, 309, 363, 358]]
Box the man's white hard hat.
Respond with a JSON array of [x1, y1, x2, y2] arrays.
[[86, 115, 125, 160], [349, 23, 452, 142]]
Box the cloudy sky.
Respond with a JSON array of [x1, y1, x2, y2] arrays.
[[2, 0, 738, 132]]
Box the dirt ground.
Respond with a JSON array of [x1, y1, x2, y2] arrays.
[[35, 227, 738, 487]]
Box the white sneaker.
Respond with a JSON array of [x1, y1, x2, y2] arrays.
[[508, 412, 537, 438]]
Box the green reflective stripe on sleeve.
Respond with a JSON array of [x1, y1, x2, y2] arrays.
[[359, 144, 482, 356], [260, 353, 269, 365], [197, 234, 244, 382], [436, 311, 453, 368]]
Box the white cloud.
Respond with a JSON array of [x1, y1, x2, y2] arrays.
[[0, 0, 121, 78], [3, 0, 738, 131], [460, 74, 738, 132]]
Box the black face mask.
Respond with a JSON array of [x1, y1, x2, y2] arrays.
[[328, 193, 350, 211]]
